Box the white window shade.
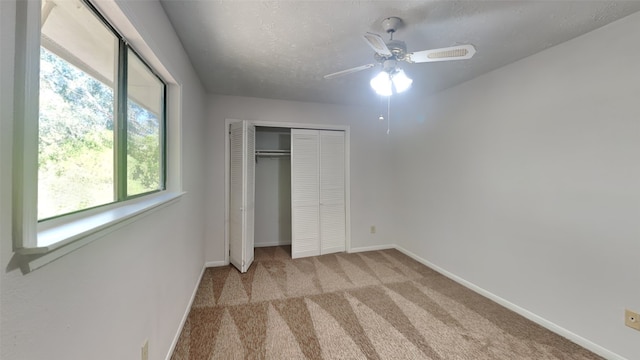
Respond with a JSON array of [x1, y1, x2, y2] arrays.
[[128, 50, 164, 116], [41, 0, 116, 87], [41, 0, 162, 114]]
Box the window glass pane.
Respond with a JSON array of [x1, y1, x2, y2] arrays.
[[126, 49, 164, 197], [38, 0, 118, 220]]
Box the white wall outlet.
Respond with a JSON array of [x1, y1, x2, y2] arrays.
[[625, 309, 640, 331], [370, 225, 376, 234], [141, 339, 149, 360]]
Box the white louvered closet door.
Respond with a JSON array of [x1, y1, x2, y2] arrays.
[[245, 124, 255, 270], [319, 130, 346, 254], [229, 121, 255, 273], [291, 129, 320, 258]]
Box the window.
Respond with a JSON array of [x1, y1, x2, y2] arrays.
[[13, 0, 182, 268], [126, 49, 165, 198], [38, 0, 165, 220]]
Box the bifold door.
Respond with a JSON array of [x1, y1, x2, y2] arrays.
[[319, 131, 346, 254], [229, 121, 255, 272], [291, 129, 345, 259], [291, 129, 320, 258]]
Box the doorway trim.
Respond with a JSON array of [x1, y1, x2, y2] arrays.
[[224, 119, 351, 265]]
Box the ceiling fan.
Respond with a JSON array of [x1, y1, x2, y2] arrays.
[[324, 17, 476, 96]]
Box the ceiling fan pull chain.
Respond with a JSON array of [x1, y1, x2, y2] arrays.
[[387, 95, 391, 135]]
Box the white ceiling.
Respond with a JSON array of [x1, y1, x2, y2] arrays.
[[159, 1, 640, 106]]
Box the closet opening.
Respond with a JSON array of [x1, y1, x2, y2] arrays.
[[254, 126, 292, 249]]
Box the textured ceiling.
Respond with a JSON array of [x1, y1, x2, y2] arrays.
[[159, 1, 640, 106]]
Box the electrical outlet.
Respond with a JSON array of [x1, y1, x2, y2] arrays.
[[625, 309, 640, 331], [141, 339, 149, 360], [370, 225, 376, 234]]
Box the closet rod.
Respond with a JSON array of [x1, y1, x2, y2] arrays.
[[255, 150, 291, 156]]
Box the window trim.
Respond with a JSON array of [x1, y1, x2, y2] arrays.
[[13, 0, 184, 272]]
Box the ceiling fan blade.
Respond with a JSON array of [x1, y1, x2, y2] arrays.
[[323, 64, 375, 79], [363, 32, 392, 57], [408, 44, 476, 63]]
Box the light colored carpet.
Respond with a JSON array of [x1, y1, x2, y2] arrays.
[[171, 246, 602, 359]]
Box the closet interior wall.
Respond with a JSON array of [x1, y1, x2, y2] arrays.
[[254, 127, 292, 247]]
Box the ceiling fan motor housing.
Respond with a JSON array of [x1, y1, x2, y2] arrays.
[[374, 39, 407, 63], [387, 40, 407, 59]]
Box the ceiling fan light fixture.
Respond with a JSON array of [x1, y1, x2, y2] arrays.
[[370, 68, 412, 96], [370, 71, 393, 96], [392, 69, 412, 93]]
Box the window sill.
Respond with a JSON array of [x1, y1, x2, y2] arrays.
[[16, 191, 185, 272]]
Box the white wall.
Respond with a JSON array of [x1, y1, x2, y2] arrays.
[[255, 156, 291, 246], [390, 11, 640, 360], [0, 1, 208, 359], [205, 95, 395, 262]]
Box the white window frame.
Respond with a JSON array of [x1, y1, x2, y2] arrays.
[[12, 0, 184, 272]]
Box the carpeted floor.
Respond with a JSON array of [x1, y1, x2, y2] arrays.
[[171, 246, 602, 359]]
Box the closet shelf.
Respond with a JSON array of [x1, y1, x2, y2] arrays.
[[255, 149, 291, 157]]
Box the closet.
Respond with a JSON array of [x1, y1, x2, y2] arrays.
[[254, 127, 292, 248], [228, 122, 347, 272]]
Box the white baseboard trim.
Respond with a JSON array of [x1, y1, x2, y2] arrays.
[[205, 260, 228, 267], [349, 244, 396, 253], [255, 242, 291, 248], [165, 265, 206, 360], [394, 245, 627, 360]]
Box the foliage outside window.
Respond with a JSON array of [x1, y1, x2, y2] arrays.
[[38, 0, 165, 221]]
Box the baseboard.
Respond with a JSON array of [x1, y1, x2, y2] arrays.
[[205, 260, 228, 267], [394, 245, 627, 360], [349, 243, 396, 253], [165, 265, 206, 360], [255, 242, 291, 248]]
